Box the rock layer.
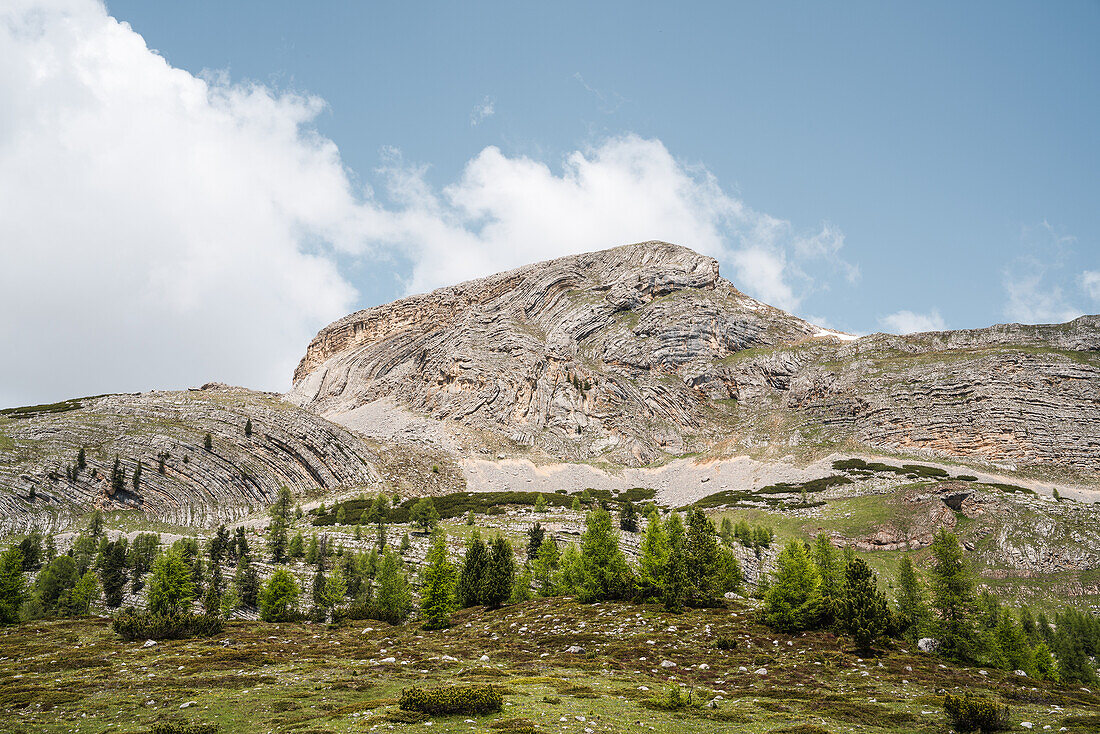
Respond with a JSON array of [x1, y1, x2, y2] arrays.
[[293, 241, 1100, 475]]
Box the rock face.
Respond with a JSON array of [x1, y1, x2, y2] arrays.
[[0, 385, 387, 532], [293, 241, 1100, 475], [291, 242, 820, 465]]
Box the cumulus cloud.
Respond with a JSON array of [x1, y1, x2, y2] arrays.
[[470, 96, 495, 126], [0, 0, 361, 406], [365, 136, 856, 311], [879, 310, 946, 335], [0, 0, 858, 406]]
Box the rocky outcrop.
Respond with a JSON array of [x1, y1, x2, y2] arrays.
[[0, 385, 387, 532], [292, 241, 1100, 475], [291, 241, 821, 465]]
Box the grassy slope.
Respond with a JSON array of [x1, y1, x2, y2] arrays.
[[4, 598, 1099, 734]]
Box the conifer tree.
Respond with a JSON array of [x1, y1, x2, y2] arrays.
[[234, 554, 259, 608], [571, 496, 581, 512], [534, 494, 548, 513], [841, 557, 888, 654], [259, 567, 300, 622], [929, 529, 977, 661], [147, 549, 195, 616], [110, 457, 125, 494], [305, 534, 320, 565], [288, 531, 304, 559], [683, 509, 721, 606], [457, 530, 489, 607], [100, 540, 128, 608], [399, 533, 411, 553], [483, 535, 516, 609], [268, 486, 292, 564], [662, 512, 688, 612], [532, 537, 560, 597], [619, 500, 638, 532], [310, 537, 328, 618], [203, 433, 213, 451], [526, 522, 546, 560], [636, 511, 669, 602], [764, 541, 823, 632], [131, 460, 142, 491], [374, 550, 412, 624], [69, 571, 98, 615], [76, 447, 86, 473], [894, 554, 928, 640], [812, 534, 843, 626], [1031, 641, 1059, 682], [244, 418, 252, 437], [420, 531, 456, 629], [557, 543, 584, 595], [410, 497, 440, 531], [578, 508, 632, 602], [993, 609, 1032, 673], [336, 505, 346, 525], [17, 531, 43, 571], [719, 517, 735, 547], [0, 548, 26, 625]]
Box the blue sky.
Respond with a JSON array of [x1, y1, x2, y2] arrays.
[[1, 0, 1098, 405], [104, 0, 1100, 331]]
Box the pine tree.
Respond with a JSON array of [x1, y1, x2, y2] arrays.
[[374, 550, 412, 624], [305, 534, 320, 565], [244, 418, 252, 437], [259, 567, 300, 622], [17, 531, 43, 571], [466, 510, 476, 526], [526, 522, 546, 560], [128, 533, 159, 591], [131, 460, 142, 491], [929, 529, 977, 661], [203, 433, 213, 451], [663, 512, 688, 612], [683, 509, 721, 606], [410, 497, 441, 531], [483, 536, 516, 609], [841, 557, 888, 654], [457, 531, 489, 607], [100, 540, 128, 608], [636, 511, 669, 602], [420, 532, 456, 629], [619, 500, 638, 532], [310, 537, 329, 619], [894, 554, 928, 640], [147, 549, 195, 616], [993, 609, 1032, 673], [534, 494, 548, 513], [0, 548, 26, 625], [764, 541, 823, 632], [76, 447, 86, 473]]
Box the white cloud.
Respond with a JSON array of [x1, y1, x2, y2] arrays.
[[470, 96, 494, 126], [365, 136, 856, 311], [0, 0, 859, 406], [1000, 222, 1087, 324], [0, 0, 360, 406], [879, 310, 946, 335], [1082, 271, 1100, 303]]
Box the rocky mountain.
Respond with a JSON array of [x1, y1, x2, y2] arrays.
[[291, 241, 1100, 478]]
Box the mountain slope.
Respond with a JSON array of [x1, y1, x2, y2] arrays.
[[291, 241, 1100, 478]]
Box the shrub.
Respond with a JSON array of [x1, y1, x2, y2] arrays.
[[398, 684, 503, 716], [943, 693, 1009, 733], [149, 722, 220, 734], [112, 609, 222, 641], [715, 635, 736, 650]]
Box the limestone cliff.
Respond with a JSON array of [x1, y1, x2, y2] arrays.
[[293, 241, 1100, 476]]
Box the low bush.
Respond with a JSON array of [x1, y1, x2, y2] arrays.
[[398, 684, 503, 716], [943, 693, 1009, 733], [149, 722, 220, 734], [715, 636, 737, 650], [112, 609, 223, 641]]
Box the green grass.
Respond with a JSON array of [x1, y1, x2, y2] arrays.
[[2, 598, 1096, 734]]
